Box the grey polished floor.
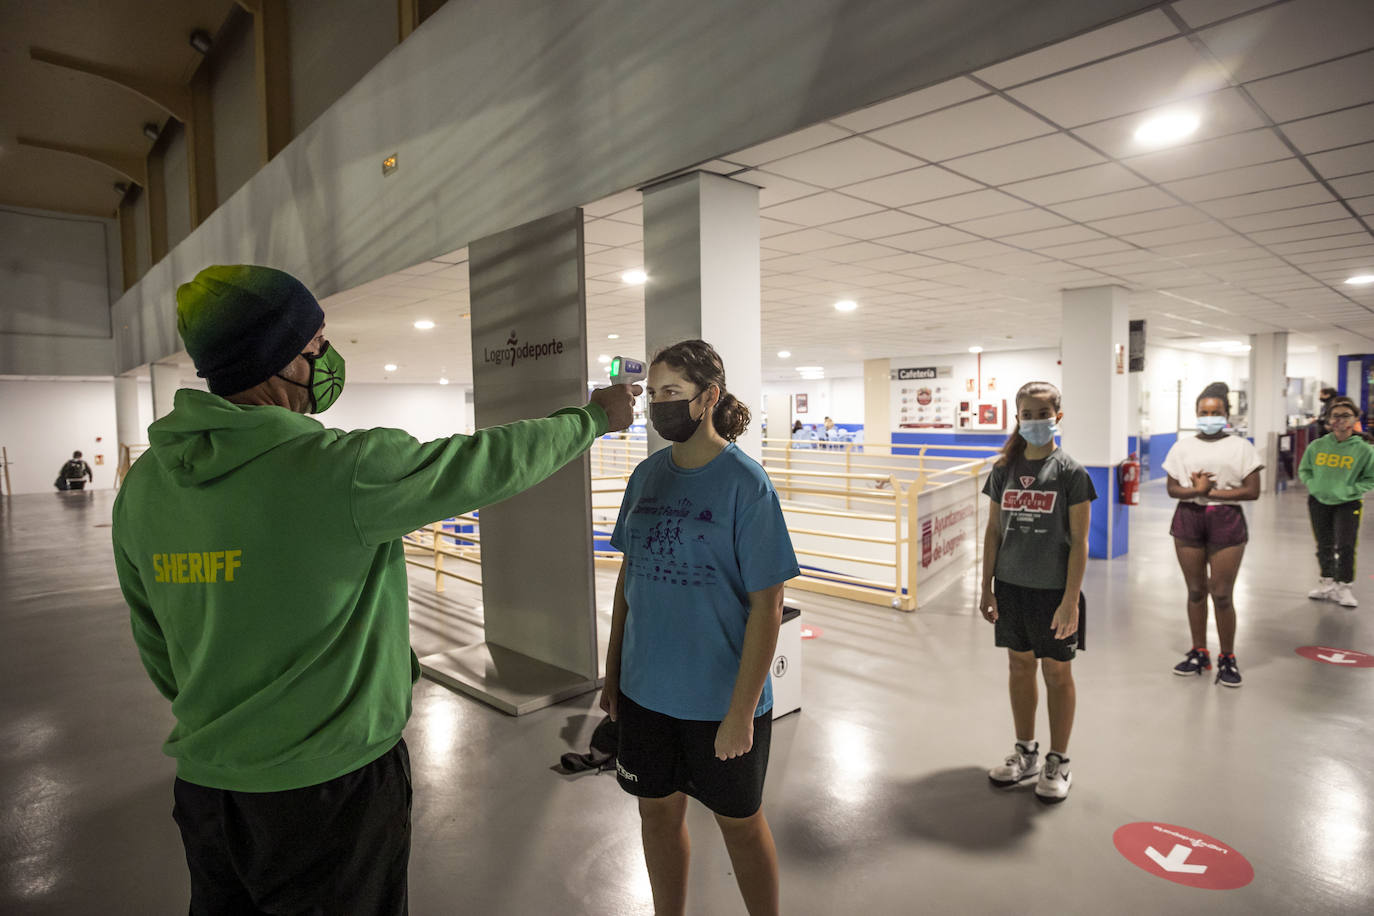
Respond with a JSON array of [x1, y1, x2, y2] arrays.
[[2, 480, 1371, 915]]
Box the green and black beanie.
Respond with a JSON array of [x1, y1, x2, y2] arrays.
[[176, 265, 325, 396]]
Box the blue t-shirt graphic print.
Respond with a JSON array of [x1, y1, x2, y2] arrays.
[[611, 443, 800, 721]]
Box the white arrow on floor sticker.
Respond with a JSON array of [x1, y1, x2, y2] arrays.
[[1317, 652, 1357, 664], [1146, 844, 1208, 874]]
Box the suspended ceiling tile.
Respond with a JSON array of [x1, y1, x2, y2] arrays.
[[1246, 50, 1374, 124], [1050, 186, 1179, 222], [1331, 171, 1374, 198], [1124, 129, 1295, 185], [734, 170, 828, 207], [1250, 218, 1368, 244], [823, 209, 938, 240], [1197, 0, 1374, 85], [1162, 157, 1314, 202], [1350, 194, 1374, 215], [1038, 237, 1136, 259], [1307, 143, 1374, 180], [1198, 182, 1336, 218], [922, 239, 1024, 262], [1172, 0, 1281, 29], [973, 9, 1179, 88], [1270, 232, 1374, 255], [880, 225, 983, 253], [1071, 88, 1266, 160], [901, 188, 1030, 223], [954, 207, 1070, 238], [831, 77, 987, 133], [764, 228, 858, 254], [868, 95, 1053, 162], [763, 192, 882, 225], [1001, 162, 1148, 205], [1091, 204, 1211, 235], [1001, 224, 1108, 250], [1123, 221, 1236, 249], [1223, 201, 1352, 231], [943, 133, 1105, 185], [813, 240, 909, 263], [583, 219, 641, 246], [758, 216, 804, 238], [762, 136, 924, 187], [843, 165, 984, 206], [1007, 38, 1231, 128], [1281, 103, 1374, 155], [728, 123, 852, 167]]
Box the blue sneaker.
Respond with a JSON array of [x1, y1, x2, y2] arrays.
[[1173, 648, 1211, 677], [1215, 653, 1242, 688]]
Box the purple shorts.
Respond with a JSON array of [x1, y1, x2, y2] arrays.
[[1170, 502, 1248, 550]]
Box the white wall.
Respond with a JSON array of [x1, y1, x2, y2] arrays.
[[0, 380, 119, 494], [885, 347, 1061, 428], [762, 376, 865, 428], [1140, 345, 1246, 434], [321, 382, 469, 440]]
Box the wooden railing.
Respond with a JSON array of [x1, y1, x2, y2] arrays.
[[115, 443, 150, 488], [402, 515, 483, 592]]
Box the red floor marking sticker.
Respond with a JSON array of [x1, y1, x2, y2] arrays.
[[1114, 823, 1253, 890], [1296, 646, 1374, 667], [800, 626, 823, 640]]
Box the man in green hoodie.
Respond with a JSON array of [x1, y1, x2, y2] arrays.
[[111, 264, 638, 915], [1299, 396, 1374, 608]]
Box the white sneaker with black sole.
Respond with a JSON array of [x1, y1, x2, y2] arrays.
[[1035, 752, 1072, 804], [988, 741, 1040, 787], [1334, 583, 1358, 607], [1309, 578, 1336, 600]]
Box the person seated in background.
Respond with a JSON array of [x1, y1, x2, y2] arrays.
[[822, 416, 842, 449], [58, 451, 94, 491], [790, 420, 814, 449]]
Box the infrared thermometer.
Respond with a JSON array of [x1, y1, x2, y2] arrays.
[[608, 356, 646, 386]]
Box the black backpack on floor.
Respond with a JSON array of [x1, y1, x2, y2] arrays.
[[559, 716, 618, 773]]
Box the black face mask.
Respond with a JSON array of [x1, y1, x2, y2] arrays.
[[650, 393, 704, 442]]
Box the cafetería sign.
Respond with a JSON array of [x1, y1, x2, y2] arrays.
[[890, 366, 953, 381]]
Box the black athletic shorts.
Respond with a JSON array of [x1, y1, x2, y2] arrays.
[[993, 578, 1085, 661], [615, 691, 771, 819]]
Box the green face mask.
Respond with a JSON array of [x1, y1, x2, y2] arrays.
[[279, 341, 346, 413]]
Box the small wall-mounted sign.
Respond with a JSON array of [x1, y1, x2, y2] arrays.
[[382, 154, 398, 176]]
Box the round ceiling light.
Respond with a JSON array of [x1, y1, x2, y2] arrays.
[[1133, 111, 1201, 146]]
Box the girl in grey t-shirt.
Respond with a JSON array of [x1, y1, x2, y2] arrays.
[[979, 381, 1096, 805]]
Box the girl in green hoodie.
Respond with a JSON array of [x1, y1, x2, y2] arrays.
[[1299, 396, 1374, 608]]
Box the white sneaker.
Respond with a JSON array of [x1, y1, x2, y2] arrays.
[[988, 741, 1039, 787], [1334, 583, 1358, 607], [1309, 578, 1336, 600], [1035, 752, 1072, 804]]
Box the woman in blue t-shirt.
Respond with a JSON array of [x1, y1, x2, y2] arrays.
[[601, 339, 799, 916]]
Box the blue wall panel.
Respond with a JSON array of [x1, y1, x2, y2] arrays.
[[1149, 432, 1178, 480]]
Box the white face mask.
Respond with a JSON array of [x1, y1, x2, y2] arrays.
[[1197, 416, 1227, 435], [1019, 418, 1058, 447]]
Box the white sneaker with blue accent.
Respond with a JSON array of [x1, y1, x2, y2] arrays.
[[1035, 752, 1072, 804]]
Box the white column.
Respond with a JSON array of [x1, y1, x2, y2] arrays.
[[1060, 286, 1129, 466], [642, 172, 762, 459], [1249, 331, 1288, 490], [1061, 286, 1130, 558], [150, 362, 181, 419], [1317, 344, 1339, 390], [864, 357, 891, 454], [115, 376, 145, 447]]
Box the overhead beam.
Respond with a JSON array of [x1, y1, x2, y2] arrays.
[[147, 143, 169, 262], [186, 69, 218, 226], [119, 199, 139, 291], [398, 0, 420, 41], [251, 0, 292, 162], [16, 137, 149, 188], [29, 47, 192, 122]]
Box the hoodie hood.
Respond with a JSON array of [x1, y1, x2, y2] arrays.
[[149, 389, 323, 486]]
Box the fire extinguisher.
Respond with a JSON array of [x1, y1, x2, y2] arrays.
[[1117, 453, 1141, 506]]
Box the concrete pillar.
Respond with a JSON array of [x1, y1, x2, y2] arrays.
[[150, 362, 181, 420], [114, 376, 145, 447], [1249, 332, 1288, 490], [1060, 286, 1130, 558], [1317, 344, 1339, 390], [864, 357, 891, 454], [642, 172, 762, 459]]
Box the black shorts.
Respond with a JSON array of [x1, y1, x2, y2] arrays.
[[615, 692, 771, 819], [993, 578, 1085, 661], [1170, 502, 1248, 551]]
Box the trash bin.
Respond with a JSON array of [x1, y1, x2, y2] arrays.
[[771, 606, 802, 719]]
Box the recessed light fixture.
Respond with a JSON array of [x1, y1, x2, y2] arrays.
[[1133, 111, 1200, 146], [598, 355, 611, 363], [608, 333, 620, 339], [438, 377, 450, 385], [413, 319, 435, 330], [834, 300, 857, 312], [796, 366, 823, 373], [622, 269, 647, 285], [968, 346, 984, 354], [777, 350, 791, 359], [1346, 274, 1374, 286], [189, 29, 213, 54], [384, 363, 398, 371]]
